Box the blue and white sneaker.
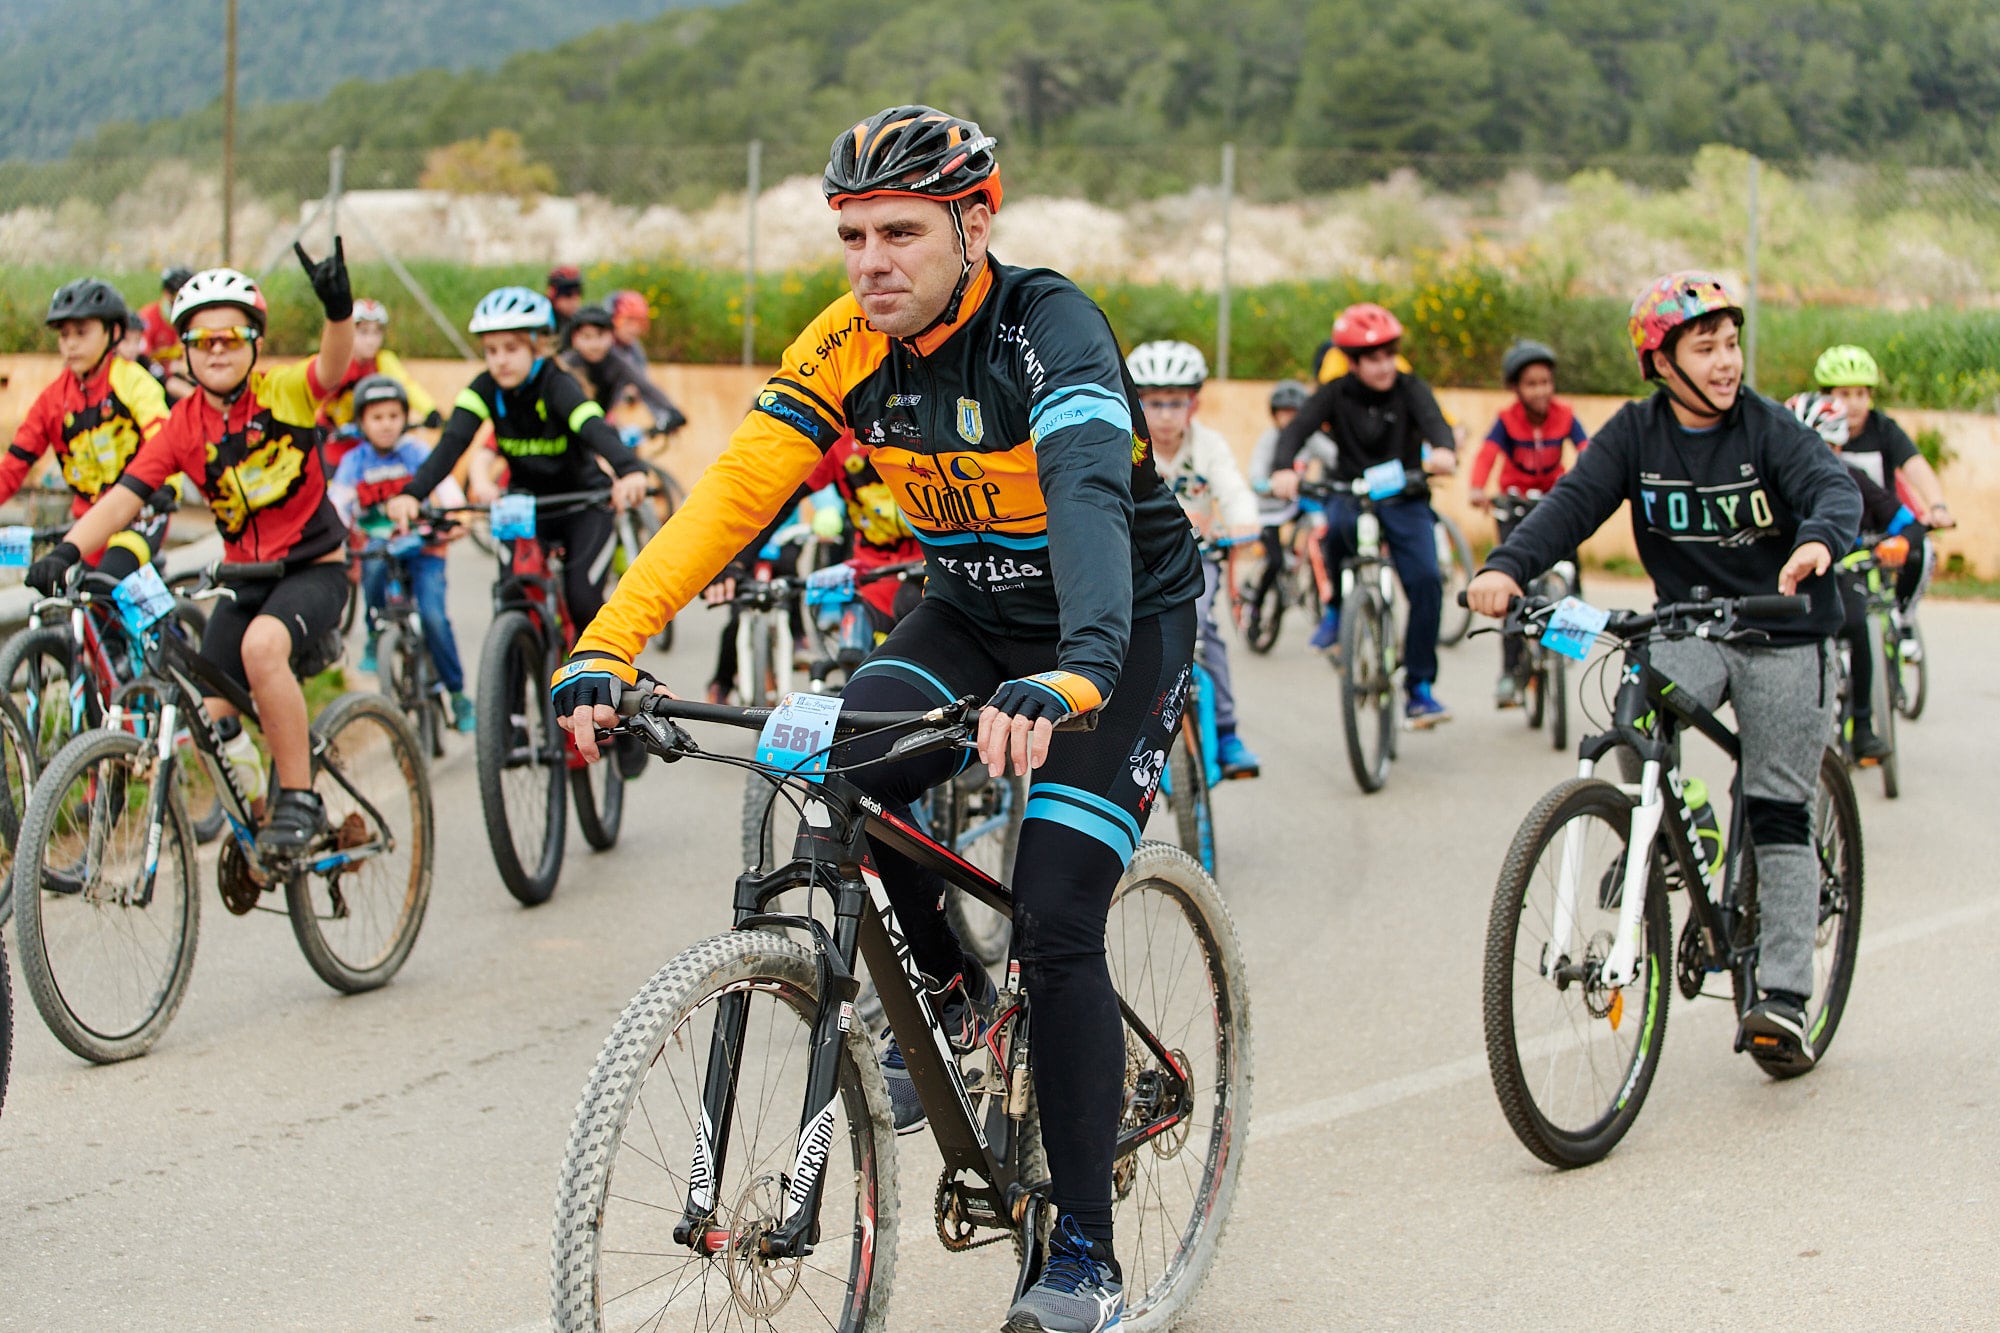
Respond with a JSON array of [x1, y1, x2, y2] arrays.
[[1404, 683, 1451, 728], [1215, 731, 1260, 779], [1004, 1216, 1124, 1332], [880, 963, 996, 1134]]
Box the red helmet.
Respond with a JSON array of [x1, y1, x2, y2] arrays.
[[1331, 303, 1404, 352], [546, 265, 583, 296], [609, 290, 650, 322]]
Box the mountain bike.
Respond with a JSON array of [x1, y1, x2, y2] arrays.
[[1488, 492, 1574, 751], [1832, 533, 1912, 800], [360, 520, 461, 762], [9, 561, 433, 1063], [549, 691, 1250, 1332], [609, 455, 684, 652], [470, 490, 631, 906], [1236, 489, 1330, 655], [1301, 476, 1411, 794], [1434, 508, 1474, 648], [1480, 590, 1863, 1168]]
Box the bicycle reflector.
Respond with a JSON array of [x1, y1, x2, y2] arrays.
[[1873, 536, 1910, 568]]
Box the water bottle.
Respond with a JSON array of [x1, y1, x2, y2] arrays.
[[215, 716, 268, 804], [1684, 777, 1724, 883]]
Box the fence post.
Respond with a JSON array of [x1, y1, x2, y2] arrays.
[[328, 145, 345, 247], [1217, 143, 1235, 381], [743, 139, 761, 367], [221, 0, 238, 264], [1744, 154, 1759, 391]]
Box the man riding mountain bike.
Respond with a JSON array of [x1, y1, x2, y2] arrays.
[[552, 105, 1203, 1333]]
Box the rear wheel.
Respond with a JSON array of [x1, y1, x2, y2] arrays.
[[570, 753, 625, 851], [1893, 617, 1926, 720], [1484, 778, 1669, 1167], [1239, 556, 1284, 655], [383, 625, 443, 762], [944, 770, 1022, 967], [1872, 625, 1899, 800], [1435, 513, 1474, 647], [290, 693, 433, 993], [12, 727, 199, 1063], [1339, 586, 1394, 794], [0, 625, 100, 764], [0, 695, 39, 925], [1165, 726, 1218, 875], [476, 611, 566, 905]]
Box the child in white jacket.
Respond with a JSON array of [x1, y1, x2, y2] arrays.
[[1127, 340, 1262, 778]]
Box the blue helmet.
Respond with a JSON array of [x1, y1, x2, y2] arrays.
[[469, 286, 554, 336]]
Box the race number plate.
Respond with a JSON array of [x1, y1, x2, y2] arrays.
[[0, 525, 31, 568], [491, 493, 537, 542], [755, 692, 845, 784], [1542, 596, 1610, 662], [114, 564, 176, 635], [1363, 459, 1409, 500]]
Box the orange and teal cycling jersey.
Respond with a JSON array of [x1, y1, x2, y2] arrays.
[[3, 357, 170, 515], [117, 359, 347, 566], [577, 259, 1204, 698]]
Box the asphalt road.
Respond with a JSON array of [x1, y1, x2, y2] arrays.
[[4, 551, 1997, 1331]]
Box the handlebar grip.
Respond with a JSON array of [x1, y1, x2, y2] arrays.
[[1736, 594, 1810, 618], [1456, 591, 1469, 608], [215, 561, 285, 582]]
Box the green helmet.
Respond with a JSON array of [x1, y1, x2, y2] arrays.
[[1813, 344, 1880, 388]]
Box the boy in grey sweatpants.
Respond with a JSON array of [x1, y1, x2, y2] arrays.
[[1468, 271, 1861, 1068]]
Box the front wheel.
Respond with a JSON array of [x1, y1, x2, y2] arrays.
[[1239, 558, 1285, 655], [1893, 617, 1926, 720], [944, 769, 1023, 966], [570, 754, 625, 851], [289, 692, 434, 993], [1733, 748, 1864, 1078], [0, 625, 99, 764], [1105, 843, 1252, 1329], [1873, 628, 1899, 800], [1549, 653, 1569, 752], [0, 694, 40, 925], [476, 611, 567, 905], [1435, 512, 1474, 647], [1484, 778, 1671, 1168], [12, 727, 200, 1063], [549, 929, 899, 1332], [1339, 586, 1394, 794]]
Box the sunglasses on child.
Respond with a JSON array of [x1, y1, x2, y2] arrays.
[[181, 326, 262, 354]]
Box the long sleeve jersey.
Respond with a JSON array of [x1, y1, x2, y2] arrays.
[[563, 344, 688, 436], [4, 357, 171, 514], [1271, 372, 1456, 486], [576, 259, 1204, 700], [402, 358, 641, 501], [1155, 420, 1259, 538], [1483, 389, 1863, 643]]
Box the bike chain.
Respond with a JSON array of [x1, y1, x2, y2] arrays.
[[933, 1170, 1014, 1252]]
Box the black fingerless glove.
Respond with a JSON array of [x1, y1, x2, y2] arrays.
[[985, 670, 1107, 726], [26, 541, 81, 596], [295, 236, 353, 322], [551, 651, 645, 720]]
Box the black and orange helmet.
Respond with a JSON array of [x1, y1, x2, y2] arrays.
[[824, 106, 1002, 213]]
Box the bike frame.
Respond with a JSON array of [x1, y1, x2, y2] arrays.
[[627, 702, 1195, 1277]]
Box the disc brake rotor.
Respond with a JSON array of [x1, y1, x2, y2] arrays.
[[722, 1174, 801, 1319]]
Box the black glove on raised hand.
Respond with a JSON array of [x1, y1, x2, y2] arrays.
[[294, 236, 353, 322], [26, 541, 81, 596]]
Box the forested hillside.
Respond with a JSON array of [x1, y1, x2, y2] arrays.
[[72, 0, 2000, 181], [0, 0, 717, 160]]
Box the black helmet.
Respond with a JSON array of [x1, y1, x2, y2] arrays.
[[824, 106, 1002, 212], [160, 265, 195, 295], [46, 277, 131, 334], [1268, 379, 1312, 413], [352, 374, 409, 414], [570, 303, 615, 330], [1501, 339, 1557, 386]]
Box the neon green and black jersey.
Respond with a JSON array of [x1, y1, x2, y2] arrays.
[[401, 358, 640, 500]]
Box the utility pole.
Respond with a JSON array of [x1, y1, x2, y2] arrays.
[[222, 0, 238, 265]]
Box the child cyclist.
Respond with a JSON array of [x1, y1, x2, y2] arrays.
[[1269, 302, 1460, 725], [1468, 339, 1591, 708], [1813, 344, 1953, 658], [1127, 339, 1263, 777], [3, 278, 174, 580], [328, 374, 474, 732], [321, 299, 442, 442], [28, 244, 359, 853], [1467, 271, 1861, 1068]]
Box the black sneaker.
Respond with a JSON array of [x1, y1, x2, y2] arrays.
[[1851, 719, 1891, 763], [880, 964, 997, 1134], [1738, 994, 1816, 1070], [257, 788, 328, 857]]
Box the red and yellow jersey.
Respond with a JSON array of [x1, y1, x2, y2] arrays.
[[118, 359, 346, 565], [319, 349, 439, 429], [3, 357, 170, 515], [578, 260, 1203, 697]]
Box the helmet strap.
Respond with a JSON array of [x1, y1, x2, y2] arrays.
[[911, 199, 978, 341]]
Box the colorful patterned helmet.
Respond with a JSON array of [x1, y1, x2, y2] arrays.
[[1628, 271, 1742, 378], [1268, 379, 1312, 413], [468, 286, 554, 335], [1331, 303, 1404, 352], [352, 298, 389, 325], [170, 268, 268, 334], [1501, 339, 1557, 386], [1126, 340, 1208, 390], [824, 106, 1003, 214], [1785, 391, 1849, 447], [1813, 344, 1880, 388]]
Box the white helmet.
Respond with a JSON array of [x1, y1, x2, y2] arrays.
[[1786, 391, 1849, 447], [170, 268, 268, 333], [469, 286, 554, 335], [352, 298, 389, 325], [1126, 340, 1208, 390]]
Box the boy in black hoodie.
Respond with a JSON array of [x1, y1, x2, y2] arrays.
[[1467, 271, 1860, 1070]]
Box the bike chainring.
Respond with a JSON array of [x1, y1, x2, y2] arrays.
[[934, 1171, 1012, 1252], [1676, 912, 1707, 1001], [216, 837, 269, 916]]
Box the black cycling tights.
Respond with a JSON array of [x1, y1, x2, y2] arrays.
[[835, 597, 1195, 1253], [535, 506, 616, 630]]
